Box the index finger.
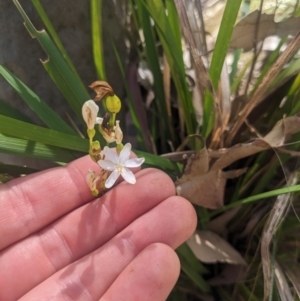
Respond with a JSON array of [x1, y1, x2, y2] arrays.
[[0, 154, 138, 250]]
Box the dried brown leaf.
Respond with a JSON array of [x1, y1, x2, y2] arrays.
[[263, 116, 300, 146], [211, 140, 268, 171], [177, 116, 300, 209], [176, 146, 209, 184], [187, 230, 246, 264], [213, 116, 300, 171], [176, 170, 225, 209], [174, 0, 212, 91], [176, 167, 245, 209], [227, 32, 300, 143], [230, 10, 300, 51], [210, 62, 231, 148]]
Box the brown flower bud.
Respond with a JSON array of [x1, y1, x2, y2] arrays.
[[89, 81, 114, 101]]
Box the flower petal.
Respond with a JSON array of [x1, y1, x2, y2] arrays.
[[95, 117, 103, 124], [125, 157, 145, 168], [119, 143, 131, 164], [105, 169, 120, 188], [82, 100, 99, 129], [115, 120, 123, 144], [98, 160, 116, 171], [99, 126, 117, 144], [121, 167, 136, 184], [103, 146, 119, 164]]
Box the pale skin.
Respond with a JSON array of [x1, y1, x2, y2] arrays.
[[0, 154, 197, 301]]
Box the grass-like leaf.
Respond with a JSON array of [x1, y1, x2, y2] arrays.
[[135, 149, 181, 174], [0, 65, 76, 135], [0, 134, 82, 163], [211, 184, 300, 217], [13, 0, 91, 121], [91, 0, 106, 80], [136, 0, 174, 148], [112, 42, 147, 151], [140, 0, 197, 137], [202, 0, 242, 137], [0, 114, 88, 152]]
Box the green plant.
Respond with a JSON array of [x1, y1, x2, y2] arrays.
[[2, 0, 300, 300]]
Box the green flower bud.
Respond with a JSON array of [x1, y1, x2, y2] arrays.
[[106, 95, 121, 113], [87, 128, 96, 140], [92, 189, 99, 196], [91, 140, 101, 151], [116, 143, 124, 154]]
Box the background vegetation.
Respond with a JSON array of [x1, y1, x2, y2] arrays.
[[1, 0, 300, 300]]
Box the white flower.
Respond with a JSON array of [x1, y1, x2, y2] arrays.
[[82, 100, 99, 129], [98, 143, 145, 188]]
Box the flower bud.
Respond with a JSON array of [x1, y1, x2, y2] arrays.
[[106, 95, 121, 113], [82, 100, 99, 129], [87, 128, 96, 140]]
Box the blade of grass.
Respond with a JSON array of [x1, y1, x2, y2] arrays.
[[202, 0, 242, 137], [227, 30, 300, 144], [0, 114, 88, 152], [136, 0, 174, 148], [230, 49, 242, 85], [165, 0, 182, 54], [210, 184, 300, 217], [173, 0, 212, 92], [135, 149, 182, 174], [0, 134, 82, 162], [209, 1, 243, 90], [140, 0, 197, 137], [289, 74, 300, 115], [230, 57, 252, 94], [268, 57, 300, 92], [0, 65, 76, 135], [91, 0, 106, 80], [249, 37, 287, 97], [250, 131, 300, 196], [13, 0, 91, 121], [111, 42, 147, 151]]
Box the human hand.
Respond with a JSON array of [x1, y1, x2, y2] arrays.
[[0, 155, 196, 301]]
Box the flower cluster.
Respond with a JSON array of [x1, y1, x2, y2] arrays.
[[82, 81, 145, 194]]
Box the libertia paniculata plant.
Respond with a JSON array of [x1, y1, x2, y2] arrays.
[[82, 81, 144, 194]]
